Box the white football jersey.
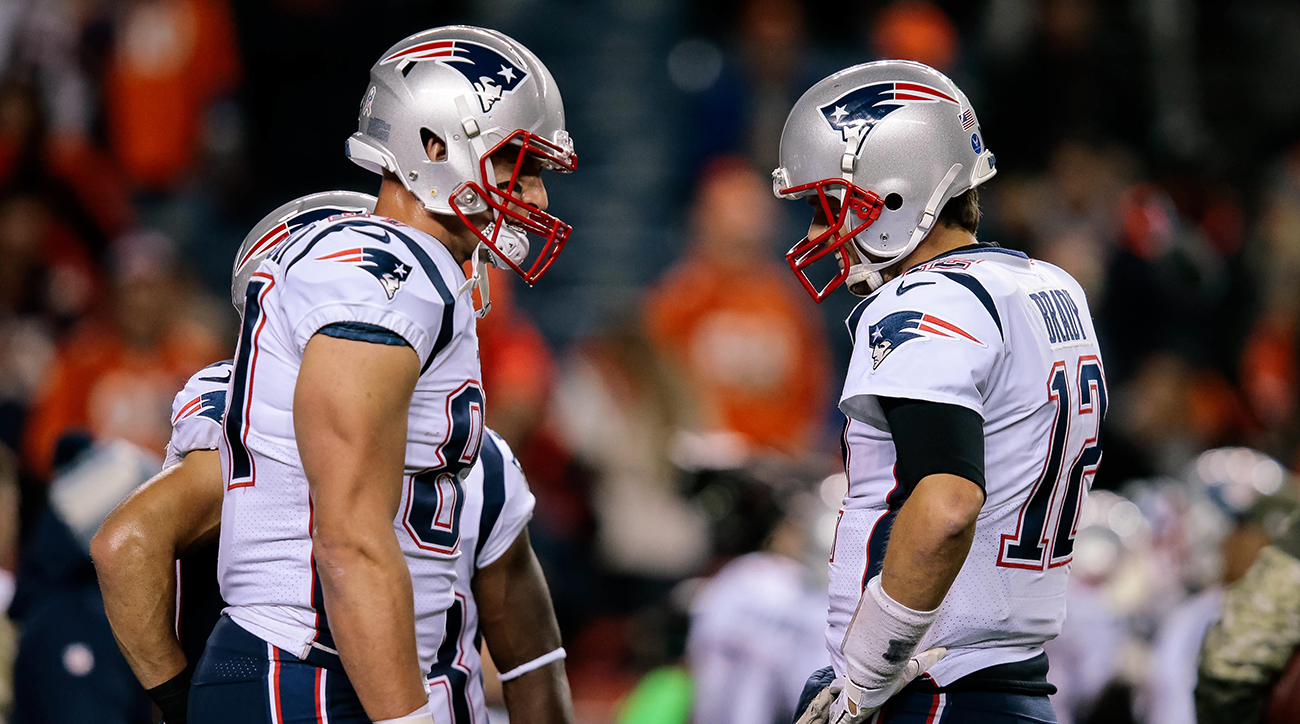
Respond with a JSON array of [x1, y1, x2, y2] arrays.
[[688, 553, 831, 724], [427, 429, 535, 724], [217, 214, 485, 672], [164, 360, 233, 468], [828, 244, 1106, 685]]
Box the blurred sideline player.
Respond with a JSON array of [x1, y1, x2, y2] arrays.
[[773, 61, 1104, 723], [688, 488, 833, 724], [93, 192, 572, 723], [1145, 447, 1288, 724]]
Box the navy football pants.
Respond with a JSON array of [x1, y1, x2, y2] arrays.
[[793, 666, 1058, 724], [189, 616, 370, 724]]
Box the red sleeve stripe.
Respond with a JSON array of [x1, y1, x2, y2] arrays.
[[921, 314, 981, 344]]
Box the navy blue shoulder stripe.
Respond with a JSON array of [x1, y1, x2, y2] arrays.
[[936, 271, 1003, 340], [475, 434, 508, 562], [846, 294, 881, 345], [201, 358, 234, 371], [318, 322, 411, 348]]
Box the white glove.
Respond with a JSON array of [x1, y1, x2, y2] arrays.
[[794, 679, 843, 724], [828, 647, 946, 723]]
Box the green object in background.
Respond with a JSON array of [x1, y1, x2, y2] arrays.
[[615, 666, 693, 724]]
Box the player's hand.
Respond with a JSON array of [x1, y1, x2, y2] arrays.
[[828, 647, 946, 723]]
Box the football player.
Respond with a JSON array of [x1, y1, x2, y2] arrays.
[[773, 61, 1104, 723], [199, 26, 570, 724], [93, 192, 572, 724]]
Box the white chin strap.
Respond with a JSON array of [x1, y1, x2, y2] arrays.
[[456, 224, 530, 318], [844, 163, 964, 296]]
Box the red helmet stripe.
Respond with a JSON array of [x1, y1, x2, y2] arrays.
[[896, 82, 956, 103], [381, 40, 455, 64]]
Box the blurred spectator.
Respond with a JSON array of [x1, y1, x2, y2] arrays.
[[645, 159, 831, 457], [0, 80, 131, 253], [475, 266, 556, 450], [692, 0, 829, 172], [106, 0, 240, 190], [10, 440, 159, 724], [22, 231, 221, 478], [980, 0, 1149, 170], [553, 306, 708, 578], [867, 1, 959, 72]]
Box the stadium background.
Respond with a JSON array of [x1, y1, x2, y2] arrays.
[[2, 0, 1300, 722]]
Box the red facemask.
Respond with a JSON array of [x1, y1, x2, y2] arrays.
[[780, 178, 885, 302], [450, 129, 577, 285]]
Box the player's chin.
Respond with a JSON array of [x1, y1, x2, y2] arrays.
[[848, 279, 874, 296]]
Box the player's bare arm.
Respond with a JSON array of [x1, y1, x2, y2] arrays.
[[92, 449, 223, 688], [473, 528, 574, 724], [879, 473, 984, 611], [295, 333, 427, 721], [92, 449, 224, 724]]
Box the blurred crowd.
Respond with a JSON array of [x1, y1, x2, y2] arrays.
[[1, 0, 1300, 723]]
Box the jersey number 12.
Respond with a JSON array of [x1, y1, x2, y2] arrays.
[[998, 356, 1106, 570]]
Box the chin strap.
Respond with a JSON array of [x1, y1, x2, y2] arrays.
[[457, 244, 494, 318], [456, 223, 532, 318], [845, 163, 965, 295]]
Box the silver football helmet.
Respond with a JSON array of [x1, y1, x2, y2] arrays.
[[345, 26, 576, 285], [231, 191, 377, 314], [772, 60, 997, 301]]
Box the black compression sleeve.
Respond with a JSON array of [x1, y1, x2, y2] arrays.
[[879, 397, 986, 500], [147, 667, 191, 724]]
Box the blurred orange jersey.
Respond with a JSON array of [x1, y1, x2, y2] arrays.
[[24, 322, 222, 477], [646, 259, 830, 454], [106, 0, 240, 188]]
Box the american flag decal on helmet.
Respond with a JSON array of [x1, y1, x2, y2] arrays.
[[380, 39, 527, 112], [960, 109, 976, 130]]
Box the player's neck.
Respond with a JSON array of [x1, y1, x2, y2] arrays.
[[373, 175, 480, 266], [894, 225, 977, 275]]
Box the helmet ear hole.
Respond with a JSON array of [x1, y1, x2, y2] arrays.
[[420, 129, 448, 162], [884, 193, 904, 211]]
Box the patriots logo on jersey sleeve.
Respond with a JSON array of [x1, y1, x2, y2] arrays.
[[380, 40, 527, 112], [173, 390, 227, 425], [317, 247, 412, 299], [868, 310, 984, 369], [821, 81, 957, 150]]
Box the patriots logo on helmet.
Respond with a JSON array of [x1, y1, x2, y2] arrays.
[[868, 310, 984, 369], [317, 247, 412, 299], [820, 81, 958, 152], [380, 39, 528, 113], [173, 390, 228, 426]]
